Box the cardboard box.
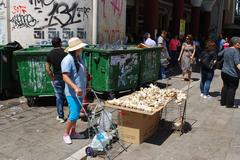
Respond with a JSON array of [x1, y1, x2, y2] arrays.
[[117, 110, 160, 144]]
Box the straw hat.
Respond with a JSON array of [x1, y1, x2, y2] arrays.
[[65, 37, 88, 52]]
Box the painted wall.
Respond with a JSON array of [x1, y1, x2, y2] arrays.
[[10, 0, 93, 47], [0, 0, 8, 44], [98, 0, 126, 46]]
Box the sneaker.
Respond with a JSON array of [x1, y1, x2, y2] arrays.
[[200, 93, 204, 97], [56, 116, 65, 123], [203, 95, 212, 99], [70, 132, 87, 139], [63, 135, 72, 144], [233, 105, 240, 109]]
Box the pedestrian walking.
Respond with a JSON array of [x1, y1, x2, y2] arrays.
[[199, 39, 217, 99], [45, 37, 67, 123], [169, 35, 180, 67], [178, 34, 196, 81], [218, 37, 240, 108], [61, 37, 88, 144], [217, 34, 225, 51], [223, 37, 230, 49], [158, 30, 170, 79]]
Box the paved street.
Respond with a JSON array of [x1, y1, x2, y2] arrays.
[[0, 70, 240, 160]]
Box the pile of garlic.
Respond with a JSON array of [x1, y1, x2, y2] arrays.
[[106, 84, 186, 113]]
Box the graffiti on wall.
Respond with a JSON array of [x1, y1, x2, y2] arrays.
[[99, 0, 126, 45], [0, 0, 7, 44], [29, 1, 91, 29], [10, 0, 92, 47], [110, 53, 138, 87], [10, 5, 39, 29], [0, 0, 6, 9], [34, 27, 86, 45], [101, 0, 123, 18]]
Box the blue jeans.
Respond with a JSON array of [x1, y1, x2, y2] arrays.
[[53, 80, 65, 118], [200, 70, 214, 96], [159, 65, 166, 79]]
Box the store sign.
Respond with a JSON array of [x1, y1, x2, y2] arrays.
[[179, 19, 186, 36]]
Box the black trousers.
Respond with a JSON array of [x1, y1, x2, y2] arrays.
[[221, 72, 239, 107]]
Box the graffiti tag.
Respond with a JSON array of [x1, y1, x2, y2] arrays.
[[41, 2, 91, 28], [0, 0, 6, 9], [10, 14, 39, 29], [12, 5, 27, 14], [101, 0, 123, 18], [29, 0, 54, 8], [110, 0, 123, 16]]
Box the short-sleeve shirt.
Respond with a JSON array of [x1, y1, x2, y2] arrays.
[[61, 54, 87, 97], [219, 48, 240, 78], [144, 38, 156, 47], [158, 36, 167, 48], [46, 48, 67, 80]]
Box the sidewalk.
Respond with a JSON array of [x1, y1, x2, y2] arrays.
[[115, 70, 240, 160], [0, 70, 239, 160]]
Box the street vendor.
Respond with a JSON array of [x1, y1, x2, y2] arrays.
[[61, 37, 88, 144]]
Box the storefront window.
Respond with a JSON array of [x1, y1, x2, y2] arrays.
[[236, 0, 240, 16]]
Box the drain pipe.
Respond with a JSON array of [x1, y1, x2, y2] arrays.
[[92, 0, 98, 45]]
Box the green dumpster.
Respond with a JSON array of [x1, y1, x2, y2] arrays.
[[83, 47, 141, 94], [139, 47, 161, 84], [14, 47, 55, 104], [0, 43, 22, 98]]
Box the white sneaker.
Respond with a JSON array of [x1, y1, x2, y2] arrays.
[[203, 95, 212, 99], [56, 116, 65, 123], [63, 135, 72, 144], [200, 93, 204, 97]]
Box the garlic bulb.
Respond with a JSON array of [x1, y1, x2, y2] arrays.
[[106, 84, 186, 113]]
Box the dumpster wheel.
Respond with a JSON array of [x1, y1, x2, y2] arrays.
[[27, 97, 36, 107]]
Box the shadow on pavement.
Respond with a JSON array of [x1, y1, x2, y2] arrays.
[[210, 91, 221, 98], [145, 120, 192, 145]]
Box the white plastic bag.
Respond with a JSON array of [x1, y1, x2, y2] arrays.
[[90, 131, 110, 151], [99, 110, 112, 131]]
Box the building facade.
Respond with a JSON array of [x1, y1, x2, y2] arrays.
[[126, 0, 237, 41]]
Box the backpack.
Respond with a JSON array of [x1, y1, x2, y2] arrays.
[[200, 52, 215, 70]]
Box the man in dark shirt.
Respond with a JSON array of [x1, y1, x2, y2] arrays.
[[45, 37, 67, 123]]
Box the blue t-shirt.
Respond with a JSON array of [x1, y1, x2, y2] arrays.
[[218, 48, 240, 78], [61, 54, 87, 97]]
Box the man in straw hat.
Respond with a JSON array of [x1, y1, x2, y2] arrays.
[[61, 37, 88, 144]]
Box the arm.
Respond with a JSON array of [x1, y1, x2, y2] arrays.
[[191, 45, 196, 59], [218, 49, 224, 57], [45, 62, 54, 81], [178, 45, 185, 61], [237, 64, 240, 71], [62, 73, 82, 96]]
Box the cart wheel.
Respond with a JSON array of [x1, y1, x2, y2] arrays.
[[105, 144, 112, 150], [85, 147, 94, 157], [27, 97, 36, 107]]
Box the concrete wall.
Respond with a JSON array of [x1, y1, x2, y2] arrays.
[[9, 0, 93, 47], [0, 0, 127, 47], [0, 0, 8, 44], [98, 0, 126, 45]]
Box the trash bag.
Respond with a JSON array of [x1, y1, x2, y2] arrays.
[[90, 131, 110, 151], [99, 110, 112, 131], [5, 41, 23, 50]]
